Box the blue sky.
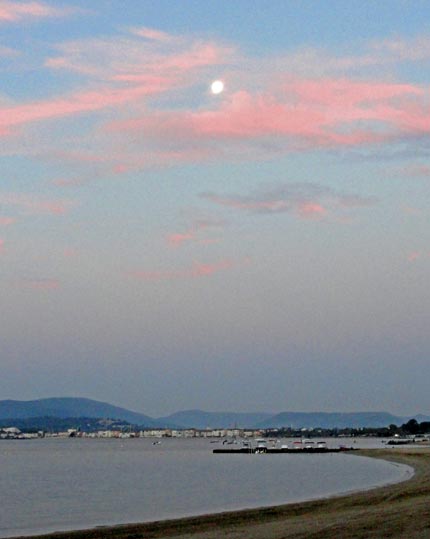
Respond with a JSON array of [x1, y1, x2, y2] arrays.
[[1, 1, 429, 416]]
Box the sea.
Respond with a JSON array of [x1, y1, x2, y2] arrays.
[[0, 437, 413, 538]]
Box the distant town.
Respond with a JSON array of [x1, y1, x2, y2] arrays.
[[0, 426, 260, 440], [1, 398, 430, 441], [1, 418, 430, 441]]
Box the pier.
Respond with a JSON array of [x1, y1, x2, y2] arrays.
[[213, 446, 354, 454]]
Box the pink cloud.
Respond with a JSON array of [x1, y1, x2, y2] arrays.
[[0, 32, 231, 140], [0, 238, 4, 253], [0, 193, 73, 215], [45, 146, 214, 184], [191, 90, 333, 139], [131, 259, 233, 281], [284, 78, 422, 108], [158, 43, 228, 72], [44, 32, 230, 82], [202, 183, 375, 221], [297, 202, 327, 219], [19, 278, 60, 290], [370, 35, 430, 63], [112, 163, 130, 175], [395, 164, 430, 177], [407, 251, 421, 263], [167, 231, 195, 247], [0, 216, 15, 225], [197, 238, 221, 246], [63, 247, 78, 258], [41, 32, 226, 106], [0, 86, 160, 134], [191, 259, 233, 277], [0, 1, 76, 22], [130, 26, 174, 42], [48, 150, 111, 167], [112, 93, 323, 142], [167, 219, 223, 248], [0, 44, 18, 56], [131, 269, 177, 281], [202, 193, 288, 212], [51, 177, 86, 187], [190, 80, 423, 145], [5, 27, 430, 172], [49, 162, 132, 187], [402, 206, 423, 216], [107, 78, 428, 160]]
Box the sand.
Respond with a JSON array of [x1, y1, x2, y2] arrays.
[[11, 447, 430, 539]]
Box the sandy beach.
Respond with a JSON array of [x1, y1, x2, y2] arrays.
[[13, 447, 430, 539]]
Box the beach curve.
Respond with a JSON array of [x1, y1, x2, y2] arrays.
[[9, 447, 430, 539]]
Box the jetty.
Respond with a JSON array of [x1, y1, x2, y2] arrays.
[[213, 446, 354, 454]]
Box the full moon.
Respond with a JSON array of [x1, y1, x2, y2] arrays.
[[210, 80, 224, 94]]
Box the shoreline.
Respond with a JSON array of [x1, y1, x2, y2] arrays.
[[8, 447, 430, 539]]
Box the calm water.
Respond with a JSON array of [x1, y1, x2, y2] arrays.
[[0, 438, 412, 538]]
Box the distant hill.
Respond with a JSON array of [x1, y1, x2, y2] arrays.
[[0, 398, 161, 427], [256, 411, 423, 429], [1, 398, 428, 430], [414, 414, 430, 423], [158, 410, 273, 429]]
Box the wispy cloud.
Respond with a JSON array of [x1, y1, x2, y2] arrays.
[[0, 193, 74, 215], [130, 259, 234, 281], [44, 28, 231, 81], [262, 34, 430, 79], [63, 247, 78, 258], [129, 26, 175, 43], [298, 202, 327, 219], [167, 219, 223, 248], [4, 27, 430, 172], [201, 183, 376, 220], [0, 216, 15, 225], [0, 29, 231, 143], [190, 80, 422, 141], [369, 35, 430, 63], [0, 85, 162, 134], [105, 77, 430, 168], [0, 1, 77, 23], [402, 206, 423, 216], [0, 44, 19, 56], [407, 251, 421, 263], [167, 231, 195, 247], [18, 278, 60, 289], [391, 164, 430, 178]]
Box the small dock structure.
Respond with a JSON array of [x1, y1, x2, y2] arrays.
[[213, 439, 354, 454]]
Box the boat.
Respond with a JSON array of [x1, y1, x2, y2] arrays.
[[303, 439, 315, 449]]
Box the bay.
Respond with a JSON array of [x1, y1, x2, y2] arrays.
[[0, 438, 412, 538]]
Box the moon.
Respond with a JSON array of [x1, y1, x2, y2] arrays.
[[210, 80, 224, 94]]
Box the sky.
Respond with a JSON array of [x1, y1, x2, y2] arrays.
[[1, 1, 430, 417]]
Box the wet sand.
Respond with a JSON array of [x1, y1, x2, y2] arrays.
[[12, 447, 430, 539]]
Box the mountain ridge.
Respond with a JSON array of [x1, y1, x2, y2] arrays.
[[256, 411, 408, 429], [0, 397, 163, 427], [158, 409, 273, 429], [0, 398, 429, 429]]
